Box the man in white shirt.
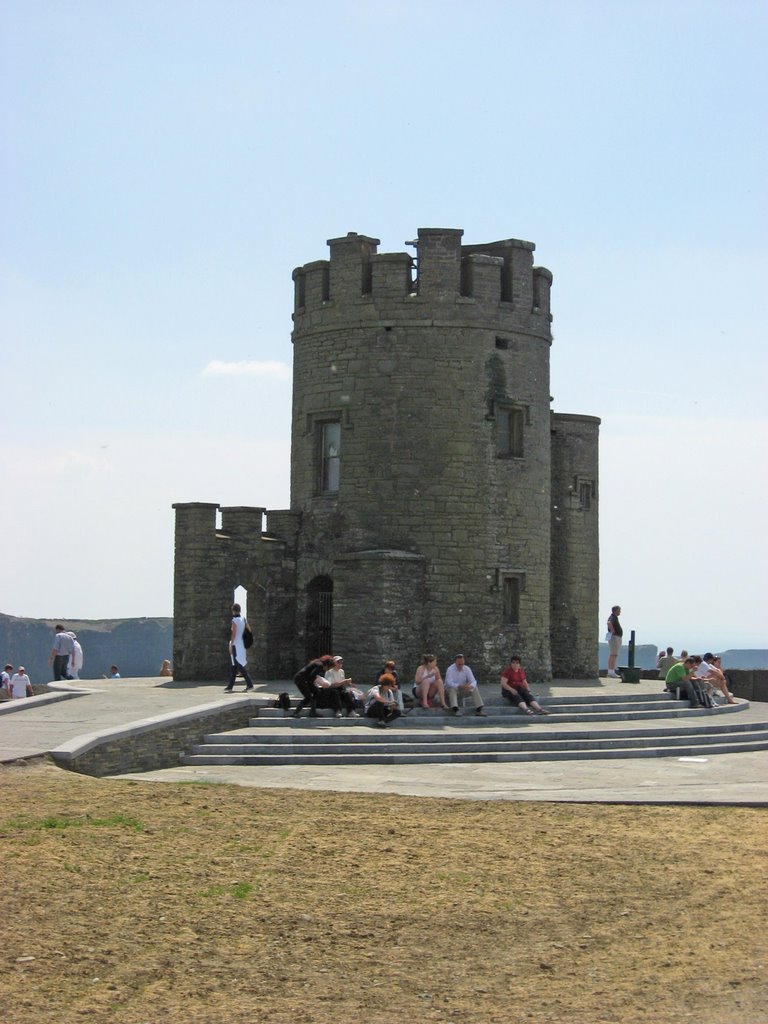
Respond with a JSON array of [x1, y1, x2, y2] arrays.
[[9, 667, 33, 699], [444, 654, 487, 716]]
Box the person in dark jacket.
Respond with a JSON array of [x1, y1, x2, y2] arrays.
[[292, 656, 336, 718]]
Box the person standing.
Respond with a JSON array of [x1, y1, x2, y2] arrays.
[[224, 603, 254, 693], [606, 605, 623, 679], [1, 664, 12, 699], [9, 666, 33, 699], [68, 632, 84, 680], [49, 625, 75, 681]]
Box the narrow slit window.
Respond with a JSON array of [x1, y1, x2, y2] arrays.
[[503, 576, 521, 624], [320, 421, 341, 493], [496, 406, 524, 458]]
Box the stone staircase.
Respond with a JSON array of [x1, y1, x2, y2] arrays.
[[180, 692, 768, 766]]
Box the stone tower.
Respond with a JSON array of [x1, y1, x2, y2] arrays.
[[172, 228, 599, 682]]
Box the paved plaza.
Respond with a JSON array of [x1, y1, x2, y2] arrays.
[[1, 676, 766, 805]]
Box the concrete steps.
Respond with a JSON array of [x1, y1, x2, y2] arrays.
[[179, 693, 768, 766]]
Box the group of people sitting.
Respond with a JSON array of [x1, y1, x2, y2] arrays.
[[662, 651, 736, 707], [288, 652, 549, 727]]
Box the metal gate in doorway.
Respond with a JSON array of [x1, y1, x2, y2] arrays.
[[305, 576, 333, 659]]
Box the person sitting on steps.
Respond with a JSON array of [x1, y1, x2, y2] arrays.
[[292, 656, 336, 718], [444, 654, 487, 716], [413, 654, 449, 710], [365, 673, 402, 728], [500, 656, 550, 716]]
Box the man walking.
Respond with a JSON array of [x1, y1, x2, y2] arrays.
[[49, 625, 75, 681]]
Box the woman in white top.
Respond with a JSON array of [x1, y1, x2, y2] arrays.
[[413, 654, 449, 710], [224, 603, 254, 693]]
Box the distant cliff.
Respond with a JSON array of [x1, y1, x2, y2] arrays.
[[598, 643, 768, 670], [0, 613, 173, 683]]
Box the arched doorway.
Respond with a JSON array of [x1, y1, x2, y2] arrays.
[[305, 576, 333, 660]]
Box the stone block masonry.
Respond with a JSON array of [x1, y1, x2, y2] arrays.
[[174, 227, 600, 685]]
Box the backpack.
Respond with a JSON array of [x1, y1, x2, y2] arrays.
[[242, 623, 254, 649], [274, 692, 292, 712]]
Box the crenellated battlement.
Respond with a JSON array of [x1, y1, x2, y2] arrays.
[[291, 228, 553, 328]]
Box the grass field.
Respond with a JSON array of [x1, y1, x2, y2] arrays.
[[1, 761, 766, 1023]]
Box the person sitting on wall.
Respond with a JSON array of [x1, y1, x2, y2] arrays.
[[159, 659, 173, 677], [365, 673, 402, 729], [695, 653, 735, 705], [324, 656, 359, 717], [665, 657, 705, 707], [444, 654, 487, 716], [413, 654, 449, 710], [500, 656, 550, 716], [711, 656, 736, 704], [292, 656, 336, 718]]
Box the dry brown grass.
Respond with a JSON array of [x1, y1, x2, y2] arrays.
[[1, 761, 766, 1024]]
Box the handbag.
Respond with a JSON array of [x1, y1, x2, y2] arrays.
[[242, 623, 254, 649]]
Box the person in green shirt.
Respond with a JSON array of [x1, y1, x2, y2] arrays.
[[665, 657, 701, 707]]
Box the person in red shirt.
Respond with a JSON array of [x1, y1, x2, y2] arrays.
[[499, 656, 550, 716]]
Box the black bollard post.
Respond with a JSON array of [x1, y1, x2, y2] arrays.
[[628, 630, 636, 669]]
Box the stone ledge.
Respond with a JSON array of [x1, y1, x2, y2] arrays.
[[50, 698, 258, 777], [0, 690, 84, 716]]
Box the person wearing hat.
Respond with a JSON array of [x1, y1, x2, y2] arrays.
[[67, 631, 84, 680], [444, 654, 487, 716], [324, 656, 359, 717], [9, 666, 33, 699]]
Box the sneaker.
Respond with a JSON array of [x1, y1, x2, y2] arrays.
[[475, 707, 488, 716], [223, 687, 234, 693], [607, 671, 620, 679], [334, 711, 343, 718], [451, 706, 461, 716], [347, 711, 360, 718], [244, 685, 254, 692]]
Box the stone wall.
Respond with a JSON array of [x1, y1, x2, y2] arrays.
[[290, 229, 564, 680], [172, 227, 600, 683], [50, 701, 255, 776], [550, 414, 601, 677]]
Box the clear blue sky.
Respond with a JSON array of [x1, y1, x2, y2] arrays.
[[2, 0, 766, 653]]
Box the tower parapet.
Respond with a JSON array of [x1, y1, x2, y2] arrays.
[[292, 228, 553, 341]]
